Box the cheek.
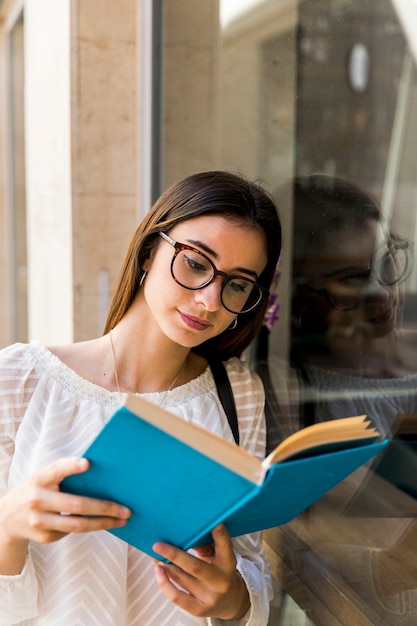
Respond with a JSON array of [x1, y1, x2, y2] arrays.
[[326, 307, 361, 330], [142, 261, 177, 310]]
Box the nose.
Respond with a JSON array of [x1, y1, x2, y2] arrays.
[[362, 277, 390, 303], [194, 278, 223, 311]]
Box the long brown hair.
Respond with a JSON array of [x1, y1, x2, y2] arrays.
[[104, 170, 281, 360]]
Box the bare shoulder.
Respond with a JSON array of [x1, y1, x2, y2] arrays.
[[48, 337, 107, 379]]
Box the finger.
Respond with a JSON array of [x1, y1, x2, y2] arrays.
[[37, 511, 129, 534], [32, 488, 131, 520], [154, 563, 205, 617], [152, 541, 190, 566], [35, 457, 90, 488], [152, 542, 220, 595], [26, 510, 128, 543], [192, 543, 215, 563], [153, 525, 233, 572], [209, 524, 236, 570]]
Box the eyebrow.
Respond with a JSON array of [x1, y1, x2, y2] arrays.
[[186, 238, 259, 279], [323, 244, 391, 280], [325, 238, 392, 274], [324, 264, 371, 279]]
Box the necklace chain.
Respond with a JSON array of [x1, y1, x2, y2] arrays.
[[109, 330, 186, 404]]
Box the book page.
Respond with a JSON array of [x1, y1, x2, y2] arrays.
[[263, 415, 379, 466]]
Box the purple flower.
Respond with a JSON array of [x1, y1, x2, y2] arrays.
[[263, 260, 281, 331], [264, 302, 280, 331]]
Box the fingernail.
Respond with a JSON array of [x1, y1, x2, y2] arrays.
[[118, 506, 131, 518]]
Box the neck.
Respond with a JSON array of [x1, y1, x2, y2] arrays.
[[108, 326, 191, 394]]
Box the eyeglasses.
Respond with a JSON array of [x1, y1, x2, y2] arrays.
[[299, 237, 411, 311], [159, 232, 268, 314]]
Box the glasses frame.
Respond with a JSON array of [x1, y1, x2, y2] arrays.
[[158, 231, 268, 314], [299, 237, 411, 312]]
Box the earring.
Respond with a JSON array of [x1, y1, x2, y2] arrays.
[[228, 317, 238, 330], [139, 270, 147, 287]]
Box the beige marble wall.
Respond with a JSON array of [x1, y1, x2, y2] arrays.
[[0, 0, 149, 345], [70, 0, 138, 340], [2, 0, 140, 344]]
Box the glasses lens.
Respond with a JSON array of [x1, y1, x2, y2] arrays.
[[327, 282, 362, 311], [172, 248, 214, 288], [222, 278, 262, 313], [377, 247, 409, 285]]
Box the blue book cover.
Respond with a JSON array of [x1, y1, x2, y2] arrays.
[[61, 396, 387, 559]]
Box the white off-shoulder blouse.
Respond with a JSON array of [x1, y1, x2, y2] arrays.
[[0, 342, 271, 626]]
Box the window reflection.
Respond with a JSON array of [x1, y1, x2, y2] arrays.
[[285, 173, 417, 623]]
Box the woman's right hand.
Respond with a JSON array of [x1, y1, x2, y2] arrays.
[[0, 457, 131, 575]]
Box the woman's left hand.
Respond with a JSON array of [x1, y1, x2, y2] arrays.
[[152, 524, 250, 620]]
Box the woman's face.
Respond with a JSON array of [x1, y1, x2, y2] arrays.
[[301, 219, 400, 341], [141, 214, 268, 349]]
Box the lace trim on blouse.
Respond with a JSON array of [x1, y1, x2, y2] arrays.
[[27, 340, 215, 407]]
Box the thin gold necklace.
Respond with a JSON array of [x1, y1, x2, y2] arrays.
[[109, 330, 186, 404]]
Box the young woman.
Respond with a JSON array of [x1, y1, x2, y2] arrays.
[[0, 170, 282, 625]]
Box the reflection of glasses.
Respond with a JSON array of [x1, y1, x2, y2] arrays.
[[301, 237, 411, 311], [159, 232, 268, 314]]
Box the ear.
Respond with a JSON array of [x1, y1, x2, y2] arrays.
[[142, 242, 158, 272], [142, 257, 151, 272]]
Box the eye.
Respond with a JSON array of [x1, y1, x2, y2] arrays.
[[228, 278, 251, 294], [339, 273, 370, 287], [183, 251, 210, 274]]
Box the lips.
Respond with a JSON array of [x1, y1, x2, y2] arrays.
[[178, 311, 212, 331], [367, 307, 394, 325]]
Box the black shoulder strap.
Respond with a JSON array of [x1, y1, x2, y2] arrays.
[[209, 360, 240, 445]]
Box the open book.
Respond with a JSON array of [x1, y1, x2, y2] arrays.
[[61, 395, 387, 559]]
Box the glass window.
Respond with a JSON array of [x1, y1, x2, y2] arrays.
[[158, 1, 417, 624]]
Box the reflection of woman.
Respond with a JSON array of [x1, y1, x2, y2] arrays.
[[291, 174, 416, 436], [289, 174, 417, 622], [0, 171, 281, 625]]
